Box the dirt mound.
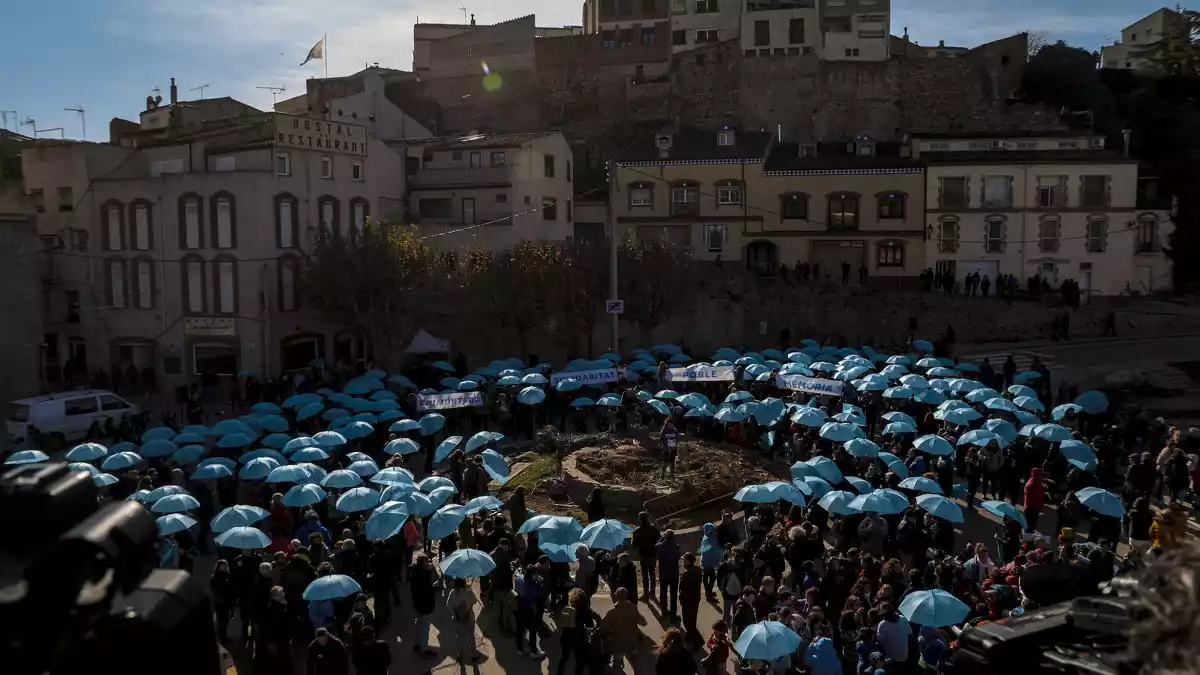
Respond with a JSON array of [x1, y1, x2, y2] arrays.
[[573, 439, 778, 489]]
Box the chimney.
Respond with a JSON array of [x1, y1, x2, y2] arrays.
[[1122, 128, 1132, 157], [169, 77, 178, 105], [938, 40, 945, 47], [903, 27, 910, 42], [470, 13, 476, 26]]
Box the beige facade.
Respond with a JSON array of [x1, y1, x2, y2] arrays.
[[612, 129, 924, 285], [1101, 8, 1182, 71], [914, 132, 1173, 297], [670, 0, 743, 53], [22, 113, 407, 387], [741, 2, 819, 57], [403, 132, 575, 251]]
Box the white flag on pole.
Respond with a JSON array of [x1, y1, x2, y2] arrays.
[[300, 37, 325, 66]]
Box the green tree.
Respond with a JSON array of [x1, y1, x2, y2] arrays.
[[1133, 9, 1200, 77], [617, 233, 696, 341], [1023, 40, 1101, 111], [298, 223, 446, 367]]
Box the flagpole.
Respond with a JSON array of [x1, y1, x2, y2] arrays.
[[324, 33, 328, 80]]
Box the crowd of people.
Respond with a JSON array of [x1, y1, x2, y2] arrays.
[[24, 339, 1200, 675]]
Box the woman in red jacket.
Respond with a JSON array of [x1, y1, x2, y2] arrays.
[[1023, 467, 1046, 533]]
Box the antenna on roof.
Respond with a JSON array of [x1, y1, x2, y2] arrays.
[[459, 6, 468, 21], [64, 106, 86, 140], [191, 84, 210, 100], [0, 111, 16, 131], [256, 86, 287, 107]]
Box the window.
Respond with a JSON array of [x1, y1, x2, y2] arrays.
[[496, 193, 508, 203], [542, 197, 558, 220], [1016, 141, 1038, 150], [717, 130, 735, 146], [406, 156, 420, 174], [1036, 175, 1067, 207], [602, 30, 616, 48], [696, 0, 717, 12], [99, 394, 131, 412], [131, 201, 152, 250], [844, 48, 860, 57], [64, 396, 98, 417], [276, 152, 291, 176], [985, 217, 1006, 253], [877, 241, 903, 267], [781, 193, 808, 219], [278, 256, 298, 312], [417, 197, 452, 221], [65, 290, 80, 323], [717, 183, 743, 205], [1039, 216, 1060, 252], [57, 187, 73, 212], [642, 27, 656, 45], [30, 188, 45, 213], [671, 184, 699, 216], [704, 224, 727, 253], [673, 30, 687, 45], [939, 217, 959, 252], [567, 161, 572, 183], [629, 183, 654, 207], [214, 156, 237, 171], [466, 46, 473, 57], [107, 259, 127, 308], [276, 194, 298, 249], [619, 29, 632, 47], [490, 151, 507, 167], [351, 198, 368, 235], [1057, 140, 1079, 149], [939, 177, 967, 208], [827, 193, 859, 229], [696, 28, 719, 43], [183, 257, 205, 314], [212, 193, 235, 249], [789, 18, 806, 43], [320, 155, 333, 179], [754, 20, 769, 46], [180, 194, 202, 249], [877, 193, 905, 219], [1080, 175, 1109, 208], [1086, 217, 1108, 253], [452, 151, 463, 161], [983, 175, 1014, 209], [927, 141, 949, 151], [544, 155, 555, 178], [1136, 215, 1158, 253], [319, 196, 339, 234], [351, 161, 363, 181], [214, 258, 236, 314], [103, 200, 124, 251], [135, 259, 154, 309]]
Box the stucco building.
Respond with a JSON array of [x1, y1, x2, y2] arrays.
[[740, 0, 889, 61], [914, 130, 1174, 297], [669, 0, 743, 53], [1101, 7, 1183, 72]]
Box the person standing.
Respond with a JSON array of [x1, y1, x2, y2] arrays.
[[660, 419, 681, 477], [598, 587, 647, 672], [447, 577, 483, 664], [874, 602, 911, 665], [1003, 355, 1017, 390], [632, 512, 661, 602], [655, 628, 697, 675], [679, 553, 704, 647], [841, 261, 852, 286], [351, 626, 392, 675], [209, 559, 235, 646], [1023, 467, 1046, 533], [556, 588, 598, 675], [408, 552, 439, 659], [306, 627, 349, 675], [657, 529, 682, 621]]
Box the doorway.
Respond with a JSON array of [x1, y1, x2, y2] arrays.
[[462, 197, 476, 225], [746, 240, 778, 277]]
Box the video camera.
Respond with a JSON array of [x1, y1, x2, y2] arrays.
[[0, 463, 222, 675]]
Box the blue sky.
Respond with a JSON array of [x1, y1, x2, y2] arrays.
[[1, 0, 1171, 141]]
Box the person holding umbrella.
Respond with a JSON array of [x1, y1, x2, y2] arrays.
[[447, 577, 483, 664]]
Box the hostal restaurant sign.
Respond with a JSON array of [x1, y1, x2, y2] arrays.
[[274, 114, 367, 157]]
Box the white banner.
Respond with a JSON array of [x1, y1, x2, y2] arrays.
[[549, 368, 618, 385], [665, 365, 736, 382], [775, 374, 844, 397], [416, 391, 483, 412]]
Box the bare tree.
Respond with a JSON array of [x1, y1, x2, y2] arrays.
[[1025, 30, 1050, 58]]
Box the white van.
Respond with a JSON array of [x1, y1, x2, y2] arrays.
[[6, 390, 140, 446]]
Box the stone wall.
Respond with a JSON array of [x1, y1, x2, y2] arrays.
[[0, 215, 44, 439]]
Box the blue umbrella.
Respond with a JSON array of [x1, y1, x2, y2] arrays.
[[68, 462, 99, 475], [795, 476, 832, 498], [980, 500, 1028, 528], [239, 448, 287, 464], [388, 374, 418, 389], [732, 621, 802, 660], [170, 444, 206, 465], [282, 483, 327, 507], [336, 487, 381, 512], [256, 415, 290, 433], [378, 410, 406, 422], [555, 379, 583, 393], [790, 407, 828, 427], [92, 473, 120, 487], [915, 494, 963, 523], [427, 505, 468, 540], [818, 422, 861, 442], [964, 388, 1001, 403], [845, 476, 873, 494], [1007, 384, 1038, 398], [647, 399, 672, 417], [101, 451, 143, 471], [191, 463, 233, 480], [1059, 440, 1098, 471], [347, 459, 380, 477], [957, 430, 1002, 447], [284, 393, 322, 408], [481, 450, 510, 483], [216, 433, 253, 449], [521, 373, 549, 385], [211, 419, 255, 437], [685, 404, 715, 419], [384, 438, 422, 455], [915, 389, 947, 405], [140, 438, 178, 458], [266, 464, 314, 484], [66, 442, 109, 461], [714, 407, 748, 424], [463, 495, 504, 514], [898, 476, 944, 494], [109, 441, 137, 453], [141, 426, 176, 443], [128, 489, 152, 503], [883, 386, 916, 400], [940, 407, 983, 426], [297, 402, 325, 420], [877, 452, 909, 478], [763, 481, 808, 506], [540, 542, 584, 563], [899, 589, 970, 627], [676, 393, 710, 409], [239, 457, 281, 480], [145, 485, 188, 502], [282, 436, 317, 453], [371, 467, 415, 486], [1051, 403, 1083, 420], [844, 438, 880, 458], [899, 374, 930, 390], [465, 431, 503, 453], [435, 436, 464, 463], [180, 424, 209, 436], [419, 413, 447, 435], [439, 549, 496, 579], [1033, 423, 1073, 442], [215, 526, 271, 549], [597, 394, 623, 407], [570, 397, 597, 408], [724, 390, 754, 404], [252, 401, 282, 414], [579, 519, 633, 550], [1013, 396, 1045, 413], [304, 575, 362, 602], [211, 505, 270, 532], [312, 431, 347, 448], [172, 432, 206, 445], [849, 489, 908, 515], [984, 397, 1020, 413], [498, 375, 522, 386], [735, 484, 779, 503], [291, 447, 330, 462], [1075, 487, 1124, 517], [152, 493, 201, 514], [364, 507, 411, 541], [431, 360, 456, 372], [197, 457, 236, 470], [883, 421, 917, 435], [804, 456, 843, 484], [983, 419, 1019, 445], [156, 514, 197, 536], [537, 515, 585, 544], [340, 421, 375, 440], [456, 380, 479, 392], [322, 469, 364, 489], [1012, 370, 1042, 384], [789, 461, 818, 481]]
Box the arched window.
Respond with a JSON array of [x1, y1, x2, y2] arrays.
[[669, 181, 699, 217], [985, 215, 1006, 253], [1086, 216, 1108, 253], [278, 255, 300, 312], [938, 216, 959, 253], [877, 240, 904, 268], [318, 195, 340, 235], [715, 179, 744, 206], [105, 258, 127, 307], [1039, 215, 1060, 253], [1136, 213, 1159, 253], [129, 199, 153, 251], [876, 191, 907, 220], [826, 192, 860, 230], [178, 193, 204, 250], [211, 191, 237, 249], [779, 192, 809, 221], [181, 254, 207, 314], [350, 197, 370, 237], [275, 193, 299, 249], [101, 199, 125, 251], [212, 255, 238, 315], [132, 256, 156, 309]]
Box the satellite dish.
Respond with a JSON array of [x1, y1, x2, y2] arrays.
[[155, 95, 163, 105]]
